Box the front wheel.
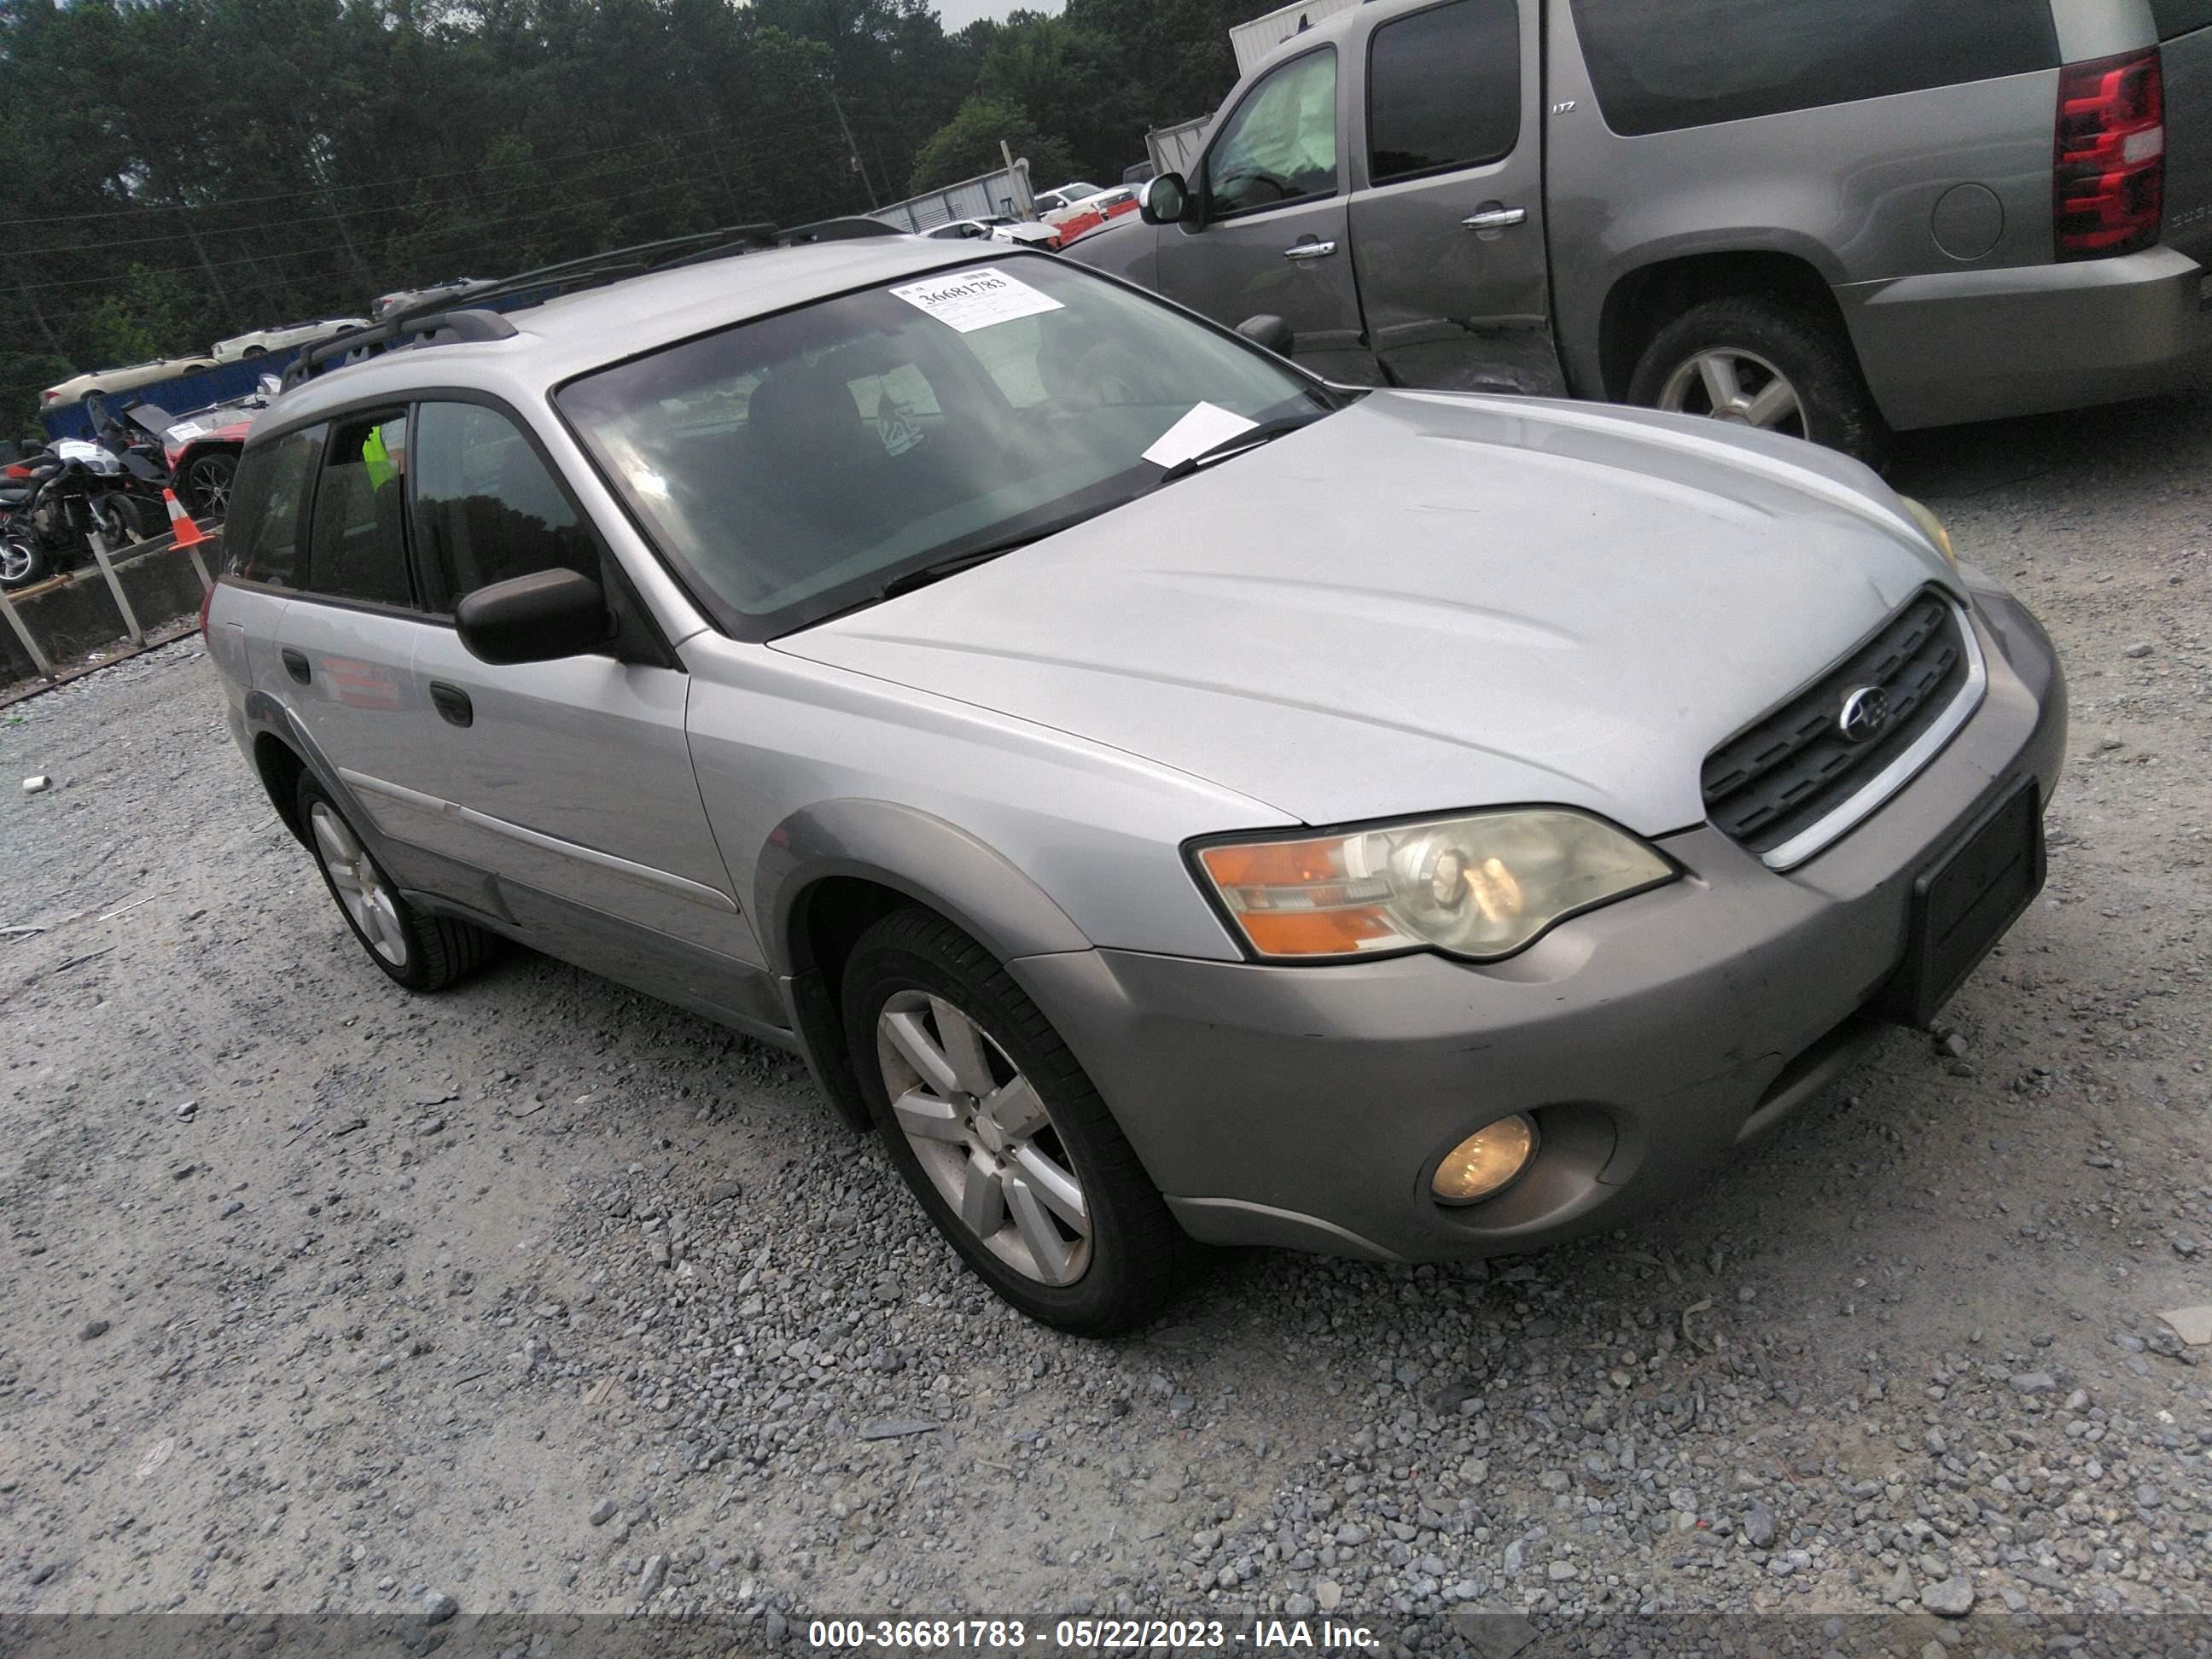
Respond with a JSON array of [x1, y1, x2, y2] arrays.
[[0, 535, 48, 590], [1628, 295, 1889, 469], [180, 451, 238, 517], [841, 906, 1184, 1333]]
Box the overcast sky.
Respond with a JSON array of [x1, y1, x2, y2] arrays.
[[931, 0, 1062, 32]]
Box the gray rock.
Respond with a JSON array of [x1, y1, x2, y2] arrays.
[[590, 1499, 617, 1527], [2125, 641, 2155, 658], [637, 1555, 667, 1598], [1880, 1563, 1916, 1604], [218, 1200, 243, 1219], [79, 1319, 108, 1341], [1743, 1498, 1777, 1549], [1921, 1575, 1975, 1618], [858, 1417, 938, 1441], [2008, 1371, 2057, 1395], [422, 1591, 458, 1624]]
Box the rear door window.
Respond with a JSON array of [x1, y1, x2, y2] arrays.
[[1367, 0, 1521, 183], [410, 400, 599, 612], [221, 424, 323, 589], [1205, 48, 1340, 216], [1567, 0, 2060, 137], [304, 412, 414, 608]]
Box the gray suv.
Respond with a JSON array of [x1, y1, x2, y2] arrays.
[[207, 230, 2065, 1331], [1068, 0, 2212, 462]]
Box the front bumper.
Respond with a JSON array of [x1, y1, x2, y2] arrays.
[[1840, 246, 2212, 432], [1012, 587, 2066, 1261]]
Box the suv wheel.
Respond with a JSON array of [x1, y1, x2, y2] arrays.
[[296, 775, 495, 991], [1629, 296, 1889, 468], [841, 906, 1182, 1333]]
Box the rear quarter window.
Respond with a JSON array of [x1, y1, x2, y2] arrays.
[[220, 425, 323, 589], [1566, 0, 2062, 137], [2154, 0, 2212, 38]]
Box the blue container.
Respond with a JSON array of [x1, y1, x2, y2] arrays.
[[38, 350, 306, 441]]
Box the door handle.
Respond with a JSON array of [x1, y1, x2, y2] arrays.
[[280, 648, 311, 684], [1462, 206, 1528, 231], [1282, 239, 1337, 260], [428, 681, 474, 729]]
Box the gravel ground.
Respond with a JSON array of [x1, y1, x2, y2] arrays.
[[3, 392, 2210, 1646]]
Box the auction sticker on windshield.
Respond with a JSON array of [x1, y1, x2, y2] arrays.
[[890, 267, 1062, 333]]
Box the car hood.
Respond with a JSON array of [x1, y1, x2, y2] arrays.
[[773, 391, 1959, 833]]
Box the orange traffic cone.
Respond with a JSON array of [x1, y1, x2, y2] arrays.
[[163, 488, 206, 548]]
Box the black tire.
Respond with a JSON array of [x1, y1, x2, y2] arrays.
[[180, 450, 238, 518], [1627, 295, 1890, 469], [93, 495, 153, 548], [242, 344, 267, 358], [294, 773, 496, 992], [840, 905, 1184, 1334], [0, 534, 48, 591]]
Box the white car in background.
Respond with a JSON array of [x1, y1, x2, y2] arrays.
[[923, 217, 1063, 250], [1031, 181, 1103, 218], [210, 317, 369, 363], [40, 355, 220, 409]]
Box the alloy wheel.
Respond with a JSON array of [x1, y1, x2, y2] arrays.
[[875, 990, 1091, 1286], [309, 800, 409, 968], [0, 539, 32, 584], [1656, 347, 1807, 437], [188, 457, 233, 515]]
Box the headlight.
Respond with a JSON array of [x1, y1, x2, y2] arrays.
[[1898, 496, 1956, 567], [1192, 808, 1676, 962]]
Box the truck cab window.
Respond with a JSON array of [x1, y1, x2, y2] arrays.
[[1206, 49, 1339, 217]]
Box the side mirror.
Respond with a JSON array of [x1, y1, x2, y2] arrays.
[[257, 374, 282, 398], [1140, 172, 1190, 225], [1237, 314, 1295, 357], [455, 568, 610, 665]]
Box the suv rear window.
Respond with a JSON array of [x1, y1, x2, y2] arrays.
[[1567, 0, 2061, 137]]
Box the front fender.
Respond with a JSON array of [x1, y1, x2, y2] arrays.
[[754, 797, 1092, 976]]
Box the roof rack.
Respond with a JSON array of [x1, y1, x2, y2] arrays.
[[278, 217, 916, 395], [281, 308, 518, 392]]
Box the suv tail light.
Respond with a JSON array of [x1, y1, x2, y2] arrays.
[[2056, 48, 2165, 259], [198, 578, 217, 634]]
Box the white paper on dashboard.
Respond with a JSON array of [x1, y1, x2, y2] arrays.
[[888, 267, 1064, 333], [1140, 401, 1259, 468]]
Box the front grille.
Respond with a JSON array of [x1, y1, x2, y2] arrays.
[[1703, 591, 1970, 856]]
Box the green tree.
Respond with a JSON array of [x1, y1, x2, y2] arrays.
[[908, 96, 1074, 195]]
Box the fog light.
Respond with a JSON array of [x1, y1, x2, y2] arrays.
[[1432, 1115, 1539, 1205]]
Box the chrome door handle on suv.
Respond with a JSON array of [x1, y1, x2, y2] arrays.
[[1463, 206, 1528, 231], [1283, 240, 1338, 260]]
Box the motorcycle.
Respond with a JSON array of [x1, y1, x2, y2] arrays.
[[0, 439, 165, 591]]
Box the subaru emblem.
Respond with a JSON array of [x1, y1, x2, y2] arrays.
[[1837, 685, 1889, 743]]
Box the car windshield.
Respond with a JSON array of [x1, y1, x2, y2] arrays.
[[556, 255, 1332, 637]]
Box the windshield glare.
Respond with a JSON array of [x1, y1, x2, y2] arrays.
[[555, 256, 1330, 637]]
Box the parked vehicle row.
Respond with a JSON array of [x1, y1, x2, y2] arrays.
[[208, 228, 2063, 1332], [1068, 0, 2212, 463]]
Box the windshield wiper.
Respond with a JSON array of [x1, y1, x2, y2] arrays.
[[1152, 413, 1320, 484]]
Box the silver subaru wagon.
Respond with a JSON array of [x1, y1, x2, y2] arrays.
[[206, 229, 2067, 1332]]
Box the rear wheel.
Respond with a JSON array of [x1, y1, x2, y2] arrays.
[[295, 774, 495, 992], [841, 906, 1183, 1333], [1628, 295, 1889, 469], [179, 451, 237, 517]]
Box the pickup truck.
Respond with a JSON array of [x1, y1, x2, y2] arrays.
[[1067, 0, 2212, 463]]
